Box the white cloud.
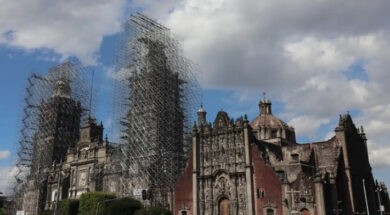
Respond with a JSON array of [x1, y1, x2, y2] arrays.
[[324, 131, 335, 140], [154, 0, 390, 89], [0, 150, 10, 159], [369, 148, 390, 169], [0, 166, 17, 195], [131, 0, 183, 20], [288, 116, 330, 137], [0, 0, 127, 64], [353, 105, 390, 170]]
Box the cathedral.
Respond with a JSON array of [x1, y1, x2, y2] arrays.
[[21, 78, 124, 215], [17, 14, 389, 215], [21, 77, 389, 215]]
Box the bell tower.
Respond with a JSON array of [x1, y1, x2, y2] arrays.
[[79, 118, 103, 143], [31, 72, 82, 177], [259, 93, 272, 115], [197, 103, 207, 126], [20, 62, 88, 215]]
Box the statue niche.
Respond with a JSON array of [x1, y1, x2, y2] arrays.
[[213, 174, 232, 198]]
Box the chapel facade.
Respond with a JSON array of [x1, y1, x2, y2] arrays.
[[174, 98, 388, 215]]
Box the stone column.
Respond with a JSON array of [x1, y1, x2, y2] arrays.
[[282, 128, 286, 139], [168, 189, 174, 212], [45, 184, 52, 210], [243, 117, 255, 215], [192, 125, 199, 215], [314, 175, 326, 215], [281, 182, 290, 215], [330, 176, 339, 215], [260, 127, 265, 139], [335, 126, 355, 213]]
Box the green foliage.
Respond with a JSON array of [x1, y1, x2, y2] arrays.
[[59, 199, 79, 215], [38, 210, 53, 215], [107, 197, 143, 215], [0, 208, 6, 215], [133, 208, 148, 215], [148, 206, 172, 215], [116, 205, 172, 215], [133, 206, 172, 215], [78, 192, 116, 215]]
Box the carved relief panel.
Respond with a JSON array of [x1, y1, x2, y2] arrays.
[[78, 170, 87, 186], [199, 131, 246, 177]]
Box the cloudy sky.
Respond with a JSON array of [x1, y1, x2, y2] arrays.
[[1, 0, 390, 194]]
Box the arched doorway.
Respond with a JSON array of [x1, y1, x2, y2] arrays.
[[266, 208, 275, 215], [300, 208, 310, 215], [219, 198, 230, 215]]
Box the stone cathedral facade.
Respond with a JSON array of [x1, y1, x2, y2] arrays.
[[20, 79, 124, 215], [21, 77, 389, 215], [174, 99, 389, 215]]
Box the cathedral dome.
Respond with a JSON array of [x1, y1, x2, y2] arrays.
[[250, 113, 290, 129], [250, 98, 296, 144]]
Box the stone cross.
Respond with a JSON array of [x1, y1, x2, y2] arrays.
[[285, 188, 300, 210]]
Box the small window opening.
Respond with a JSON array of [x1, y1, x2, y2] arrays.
[[271, 130, 277, 138], [276, 171, 285, 180], [291, 153, 299, 162], [257, 188, 265, 198]]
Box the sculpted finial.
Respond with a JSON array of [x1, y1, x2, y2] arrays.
[[53, 79, 71, 99]]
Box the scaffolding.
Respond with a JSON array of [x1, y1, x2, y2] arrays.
[[112, 13, 199, 201], [14, 60, 91, 213]]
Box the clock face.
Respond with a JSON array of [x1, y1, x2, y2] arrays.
[[78, 172, 87, 186]]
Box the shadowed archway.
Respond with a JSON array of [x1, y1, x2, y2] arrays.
[[219, 198, 231, 215], [300, 208, 310, 215]]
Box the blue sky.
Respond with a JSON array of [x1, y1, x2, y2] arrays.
[[1, 0, 390, 193]]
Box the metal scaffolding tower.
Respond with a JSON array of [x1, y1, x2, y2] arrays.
[[112, 14, 198, 203], [14, 60, 91, 214]]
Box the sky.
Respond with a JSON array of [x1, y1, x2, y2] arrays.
[[1, 0, 390, 194]]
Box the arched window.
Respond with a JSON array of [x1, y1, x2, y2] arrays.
[[271, 130, 277, 138]]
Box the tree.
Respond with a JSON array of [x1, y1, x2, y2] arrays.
[[78, 192, 116, 215], [148, 206, 172, 215], [59, 199, 79, 215], [107, 197, 143, 215], [0, 208, 6, 215]]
